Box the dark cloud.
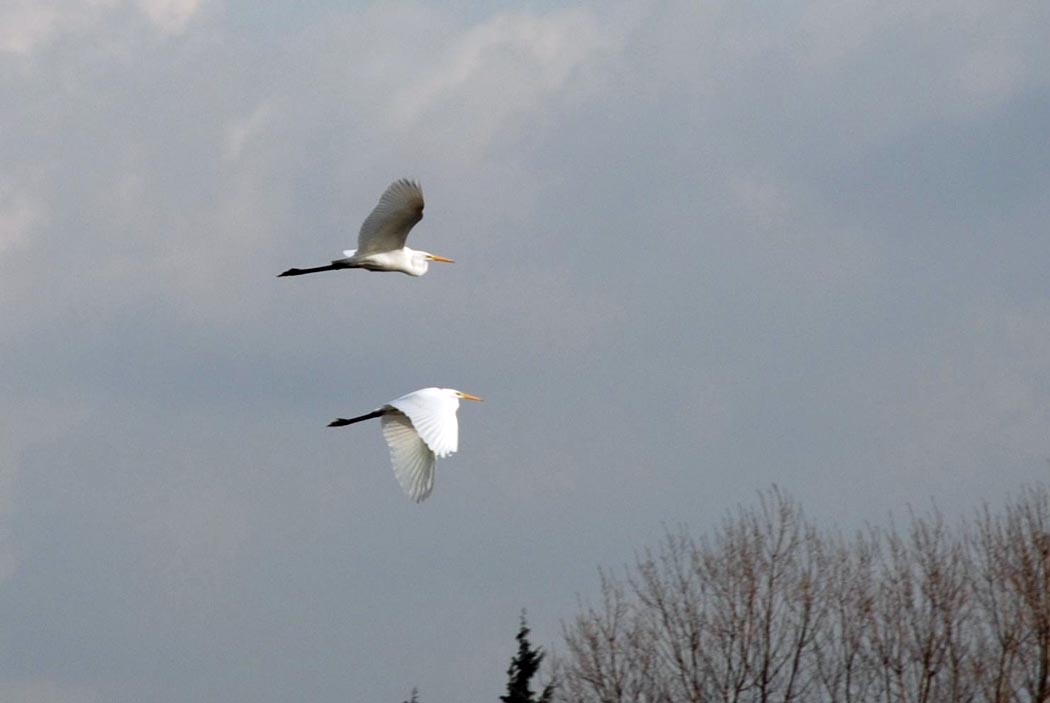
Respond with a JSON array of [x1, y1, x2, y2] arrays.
[[1, 1, 1049, 701]]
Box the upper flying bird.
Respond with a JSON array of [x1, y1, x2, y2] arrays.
[[328, 387, 482, 502], [278, 179, 454, 278]]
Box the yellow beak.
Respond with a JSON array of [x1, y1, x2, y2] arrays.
[[459, 392, 483, 402], [426, 254, 455, 263]]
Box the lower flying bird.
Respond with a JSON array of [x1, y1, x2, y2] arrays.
[[278, 179, 454, 278], [328, 388, 482, 502]]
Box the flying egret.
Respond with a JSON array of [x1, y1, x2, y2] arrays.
[[328, 387, 482, 502], [278, 179, 454, 278]]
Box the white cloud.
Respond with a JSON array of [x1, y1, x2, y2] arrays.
[[390, 9, 614, 149], [134, 0, 202, 35], [0, 0, 203, 54], [0, 3, 60, 55], [224, 102, 273, 163], [0, 185, 45, 257], [0, 0, 95, 55]]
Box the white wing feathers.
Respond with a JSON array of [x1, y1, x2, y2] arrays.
[[337, 388, 464, 503], [381, 411, 436, 503], [376, 389, 461, 502], [356, 179, 424, 255], [387, 389, 460, 458]]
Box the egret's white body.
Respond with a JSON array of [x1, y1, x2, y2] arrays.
[[279, 179, 453, 278], [328, 387, 482, 502]]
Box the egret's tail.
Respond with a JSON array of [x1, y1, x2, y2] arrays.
[[278, 264, 343, 277], [328, 409, 386, 427]]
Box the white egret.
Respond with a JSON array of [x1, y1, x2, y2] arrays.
[[278, 179, 454, 278], [328, 387, 482, 502]]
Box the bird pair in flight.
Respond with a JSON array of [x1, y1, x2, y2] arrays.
[[280, 179, 481, 503]]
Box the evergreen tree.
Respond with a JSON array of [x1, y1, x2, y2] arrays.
[[501, 612, 554, 703], [400, 686, 419, 703]]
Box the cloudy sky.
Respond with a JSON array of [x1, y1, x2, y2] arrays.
[[2, 0, 1049, 700]]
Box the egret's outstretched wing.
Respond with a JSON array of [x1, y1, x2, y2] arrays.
[[357, 179, 424, 255], [381, 410, 436, 502], [388, 389, 459, 458]]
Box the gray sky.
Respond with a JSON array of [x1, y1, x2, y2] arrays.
[[2, 0, 1049, 700]]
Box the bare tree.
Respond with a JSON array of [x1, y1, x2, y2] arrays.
[[864, 512, 974, 703], [557, 483, 1050, 703], [812, 532, 878, 703], [972, 486, 1050, 703], [560, 488, 827, 703], [560, 569, 662, 703]]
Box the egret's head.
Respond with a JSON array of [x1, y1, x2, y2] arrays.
[[452, 390, 483, 402], [408, 249, 454, 276]]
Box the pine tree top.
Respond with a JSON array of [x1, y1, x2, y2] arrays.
[[501, 613, 554, 703]]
